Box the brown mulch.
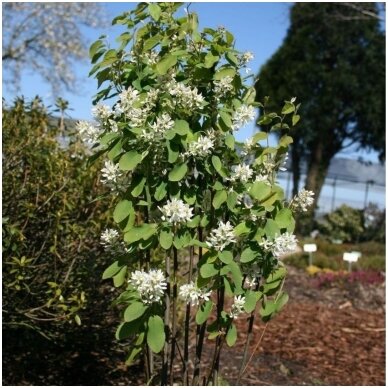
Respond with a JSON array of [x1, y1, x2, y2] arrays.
[[3, 267, 385, 386]]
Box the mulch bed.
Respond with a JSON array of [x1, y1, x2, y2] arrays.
[[3, 267, 385, 386]]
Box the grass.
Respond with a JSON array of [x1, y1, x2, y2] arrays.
[[284, 238, 385, 272]]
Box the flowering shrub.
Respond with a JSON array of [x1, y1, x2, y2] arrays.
[[312, 270, 385, 288], [85, 3, 309, 385]]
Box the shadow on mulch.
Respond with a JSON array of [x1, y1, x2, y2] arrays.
[[3, 267, 386, 386]]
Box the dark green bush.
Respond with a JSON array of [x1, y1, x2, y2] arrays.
[[2, 97, 113, 337]]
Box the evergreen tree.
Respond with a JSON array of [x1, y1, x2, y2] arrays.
[[255, 2, 385, 225]]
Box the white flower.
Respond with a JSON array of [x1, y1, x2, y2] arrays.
[[100, 228, 129, 255], [231, 164, 253, 183], [150, 113, 174, 134], [291, 188, 315, 212], [159, 198, 193, 225], [241, 51, 254, 64], [76, 120, 101, 144], [100, 228, 119, 249], [129, 269, 167, 304], [187, 136, 214, 157], [107, 119, 119, 133], [231, 105, 255, 131], [101, 160, 123, 187], [255, 173, 270, 184], [244, 277, 257, 289], [260, 232, 298, 257], [167, 80, 204, 110], [229, 295, 246, 318], [214, 76, 234, 96], [92, 104, 112, 122], [179, 281, 211, 306], [206, 221, 237, 251]]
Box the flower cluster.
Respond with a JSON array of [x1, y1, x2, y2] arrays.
[[92, 103, 112, 123], [214, 76, 234, 96], [76, 120, 101, 144], [229, 295, 246, 318], [240, 51, 254, 65], [167, 79, 205, 110], [187, 135, 214, 158], [260, 232, 298, 257], [141, 113, 175, 141], [206, 221, 237, 251], [114, 86, 156, 128], [129, 269, 167, 304], [159, 198, 193, 225], [100, 228, 128, 255], [231, 164, 254, 183], [178, 281, 211, 306], [291, 188, 315, 212], [100, 160, 124, 190], [231, 105, 256, 130]]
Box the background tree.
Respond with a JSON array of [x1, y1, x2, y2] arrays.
[[255, 2, 385, 228], [2, 3, 107, 94]]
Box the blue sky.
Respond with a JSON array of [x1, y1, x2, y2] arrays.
[[2, 2, 381, 163]]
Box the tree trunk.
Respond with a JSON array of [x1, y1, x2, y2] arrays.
[[301, 139, 335, 233]]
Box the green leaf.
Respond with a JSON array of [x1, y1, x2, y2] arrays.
[[208, 331, 220, 340], [264, 219, 280, 239], [260, 300, 276, 317], [124, 302, 147, 322], [125, 347, 142, 365], [114, 200, 133, 223], [74, 314, 81, 326], [102, 261, 124, 280], [148, 3, 161, 21], [267, 267, 287, 283], [214, 67, 236, 80], [115, 320, 142, 340], [89, 40, 104, 59], [275, 208, 293, 229], [187, 214, 200, 228], [156, 55, 177, 75], [212, 190, 227, 209], [131, 177, 146, 197], [252, 131, 268, 143], [143, 33, 161, 51], [113, 266, 127, 287], [219, 250, 233, 264], [204, 53, 219, 68], [211, 155, 222, 171], [281, 101, 295, 115], [292, 114, 300, 126], [119, 151, 142, 171], [167, 140, 179, 163], [196, 300, 213, 325], [219, 111, 232, 129], [250, 182, 272, 201], [227, 191, 238, 210], [279, 135, 293, 148], [228, 262, 243, 292], [226, 324, 237, 347], [159, 230, 173, 250], [240, 247, 257, 263], [275, 291, 289, 312], [234, 222, 251, 236], [244, 291, 257, 313], [107, 139, 122, 161], [124, 224, 157, 243], [225, 133, 235, 149], [174, 120, 190, 135], [154, 182, 167, 201], [147, 315, 165, 353], [168, 163, 188, 181], [200, 263, 218, 278]]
